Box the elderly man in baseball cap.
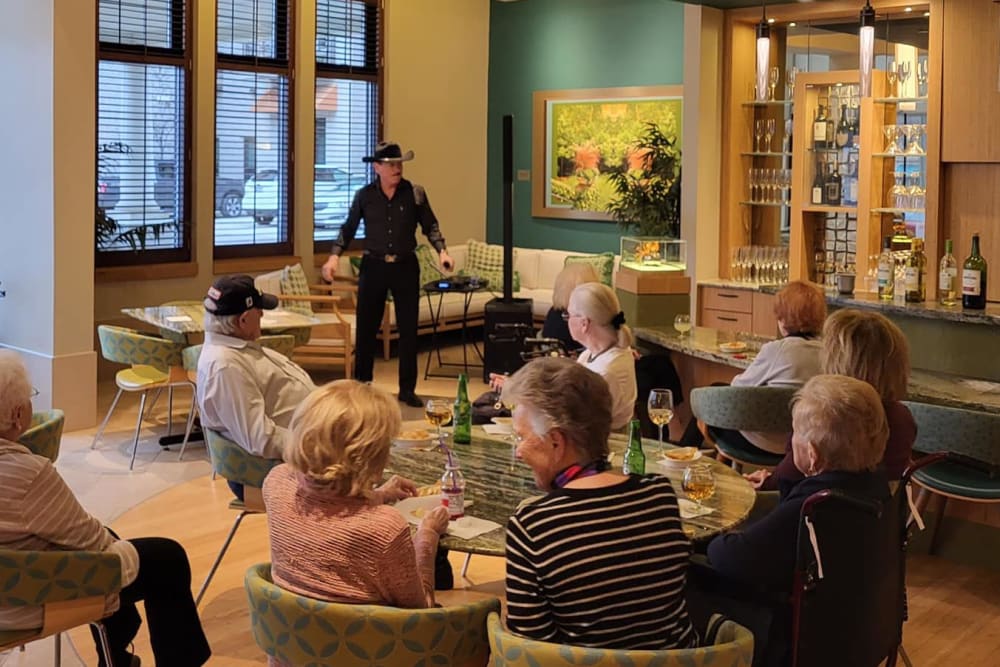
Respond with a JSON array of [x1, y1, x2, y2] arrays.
[[197, 275, 316, 499]]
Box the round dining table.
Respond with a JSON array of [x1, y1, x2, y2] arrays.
[[385, 425, 756, 556]]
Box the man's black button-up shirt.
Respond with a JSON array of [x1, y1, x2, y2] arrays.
[[330, 177, 446, 256]]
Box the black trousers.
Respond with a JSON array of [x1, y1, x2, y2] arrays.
[[355, 254, 420, 393], [91, 537, 211, 667]]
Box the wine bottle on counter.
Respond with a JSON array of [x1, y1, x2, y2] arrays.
[[938, 239, 958, 306], [962, 233, 988, 310], [877, 236, 895, 301], [811, 161, 825, 205], [904, 238, 927, 303]]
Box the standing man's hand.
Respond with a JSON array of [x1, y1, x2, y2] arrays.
[[321, 255, 340, 282], [438, 250, 454, 273]]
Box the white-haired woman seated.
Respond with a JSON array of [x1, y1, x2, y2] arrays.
[[501, 356, 696, 650], [0, 351, 210, 667], [263, 380, 449, 614]]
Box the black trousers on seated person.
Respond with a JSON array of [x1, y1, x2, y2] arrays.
[[91, 537, 211, 667]]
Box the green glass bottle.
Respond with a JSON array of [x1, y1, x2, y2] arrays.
[[623, 419, 645, 475], [453, 373, 472, 444], [962, 233, 988, 310]]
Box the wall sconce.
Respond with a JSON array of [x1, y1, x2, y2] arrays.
[[756, 4, 770, 102], [859, 0, 876, 97]]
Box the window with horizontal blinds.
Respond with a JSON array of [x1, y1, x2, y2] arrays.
[[215, 0, 292, 258], [314, 0, 381, 249], [96, 0, 190, 266]]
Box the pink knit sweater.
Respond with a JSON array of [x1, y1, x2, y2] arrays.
[[262, 464, 439, 610]]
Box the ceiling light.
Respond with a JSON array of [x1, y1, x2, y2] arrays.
[[755, 2, 771, 101], [859, 1, 876, 98]]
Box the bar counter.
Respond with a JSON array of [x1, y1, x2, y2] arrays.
[[634, 324, 1000, 415]]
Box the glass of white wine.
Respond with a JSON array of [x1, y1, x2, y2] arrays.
[[425, 399, 453, 446], [647, 388, 674, 457], [673, 314, 692, 340], [682, 463, 716, 510]]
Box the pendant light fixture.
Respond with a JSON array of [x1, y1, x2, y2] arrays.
[[755, 1, 771, 101], [859, 0, 876, 97]]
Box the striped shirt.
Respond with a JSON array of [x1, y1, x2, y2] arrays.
[[0, 439, 138, 630], [505, 474, 697, 650]]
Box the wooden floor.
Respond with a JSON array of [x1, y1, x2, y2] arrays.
[[64, 472, 1000, 666]]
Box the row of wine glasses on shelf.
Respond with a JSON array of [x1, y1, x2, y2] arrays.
[[747, 168, 792, 204], [883, 124, 926, 155], [751, 66, 800, 102], [886, 59, 929, 98], [752, 118, 794, 153], [887, 172, 925, 211], [730, 246, 790, 285]]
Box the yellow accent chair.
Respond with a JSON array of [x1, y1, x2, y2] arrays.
[[196, 429, 280, 606], [18, 409, 65, 462], [0, 549, 122, 666], [245, 562, 500, 666], [93, 324, 194, 470], [486, 611, 754, 667]]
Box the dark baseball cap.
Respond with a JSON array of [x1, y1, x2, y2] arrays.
[[204, 275, 278, 316]]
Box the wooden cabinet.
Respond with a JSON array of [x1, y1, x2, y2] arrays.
[[698, 285, 776, 337]]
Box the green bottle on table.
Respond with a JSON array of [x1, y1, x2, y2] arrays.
[[453, 373, 472, 444], [623, 419, 645, 475]]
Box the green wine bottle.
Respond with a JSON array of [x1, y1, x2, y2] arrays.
[[623, 420, 645, 475], [962, 233, 988, 310], [453, 373, 472, 444]]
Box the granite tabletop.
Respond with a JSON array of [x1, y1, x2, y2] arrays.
[[122, 304, 321, 334], [635, 324, 1000, 414], [385, 427, 756, 556]]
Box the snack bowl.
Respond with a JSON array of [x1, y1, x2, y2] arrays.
[[657, 447, 704, 470], [394, 428, 435, 449], [719, 341, 748, 354]]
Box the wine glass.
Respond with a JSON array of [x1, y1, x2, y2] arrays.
[[425, 399, 453, 446], [897, 61, 912, 96], [785, 66, 798, 100], [765, 118, 776, 154], [768, 66, 779, 101], [682, 463, 716, 511], [886, 59, 898, 97], [647, 389, 674, 457], [917, 60, 929, 96], [754, 119, 764, 153], [883, 125, 898, 154], [673, 314, 691, 338]]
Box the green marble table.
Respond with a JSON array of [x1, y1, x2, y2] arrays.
[[385, 426, 756, 556], [122, 303, 320, 334]]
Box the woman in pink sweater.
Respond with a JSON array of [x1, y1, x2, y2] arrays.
[[263, 380, 449, 609]]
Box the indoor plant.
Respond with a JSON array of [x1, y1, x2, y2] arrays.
[[605, 121, 682, 239]]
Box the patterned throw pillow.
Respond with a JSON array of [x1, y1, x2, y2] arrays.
[[564, 252, 615, 286], [415, 244, 442, 289], [279, 264, 313, 316], [462, 239, 520, 292]]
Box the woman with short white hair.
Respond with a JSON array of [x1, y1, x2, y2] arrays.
[[565, 282, 637, 430], [0, 350, 210, 666], [264, 380, 449, 615]]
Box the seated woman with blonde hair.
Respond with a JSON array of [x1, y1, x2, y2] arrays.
[[263, 380, 449, 611], [542, 262, 601, 355], [750, 308, 915, 491]]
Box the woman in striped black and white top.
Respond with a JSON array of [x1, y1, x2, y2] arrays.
[[502, 357, 697, 651]]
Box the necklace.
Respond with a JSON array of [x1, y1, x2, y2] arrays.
[[586, 343, 616, 364]]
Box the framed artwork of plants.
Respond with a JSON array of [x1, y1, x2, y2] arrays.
[[531, 85, 683, 226]]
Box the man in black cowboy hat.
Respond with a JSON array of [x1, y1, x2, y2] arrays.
[[321, 142, 454, 408]]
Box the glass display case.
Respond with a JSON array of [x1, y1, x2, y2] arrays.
[[619, 237, 687, 273]]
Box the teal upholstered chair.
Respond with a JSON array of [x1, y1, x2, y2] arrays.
[[245, 563, 500, 667], [18, 409, 65, 462], [176, 334, 297, 462], [690, 385, 797, 471], [0, 549, 122, 666], [486, 611, 754, 667], [903, 401, 1000, 552], [196, 429, 280, 605], [93, 324, 195, 470]]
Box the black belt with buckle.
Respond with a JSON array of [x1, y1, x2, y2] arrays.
[[365, 251, 412, 263]]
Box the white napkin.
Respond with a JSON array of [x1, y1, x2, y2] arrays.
[[166, 315, 193, 322], [481, 424, 512, 436], [962, 379, 1000, 393], [444, 515, 502, 540], [678, 498, 715, 519]]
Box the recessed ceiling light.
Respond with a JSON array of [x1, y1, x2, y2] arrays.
[[789, 22, 797, 27], [923, 11, 930, 17], [768, 18, 775, 24], [904, 6, 913, 12]]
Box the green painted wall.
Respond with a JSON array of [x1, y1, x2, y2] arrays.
[[486, 0, 686, 253]]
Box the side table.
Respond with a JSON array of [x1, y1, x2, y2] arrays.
[[422, 279, 488, 379]]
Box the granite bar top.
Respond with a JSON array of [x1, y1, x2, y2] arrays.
[[635, 324, 1000, 415]]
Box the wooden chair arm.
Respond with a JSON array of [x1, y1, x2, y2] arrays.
[[279, 293, 351, 304]]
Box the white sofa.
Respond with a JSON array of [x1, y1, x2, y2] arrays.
[[357, 243, 620, 360]]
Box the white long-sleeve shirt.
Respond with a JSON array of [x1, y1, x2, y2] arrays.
[[0, 440, 139, 630], [197, 332, 316, 459]]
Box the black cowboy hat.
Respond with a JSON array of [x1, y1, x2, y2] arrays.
[[362, 141, 415, 163]]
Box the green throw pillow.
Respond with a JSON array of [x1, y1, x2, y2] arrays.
[[462, 239, 520, 291], [564, 252, 615, 286], [279, 264, 313, 316]]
